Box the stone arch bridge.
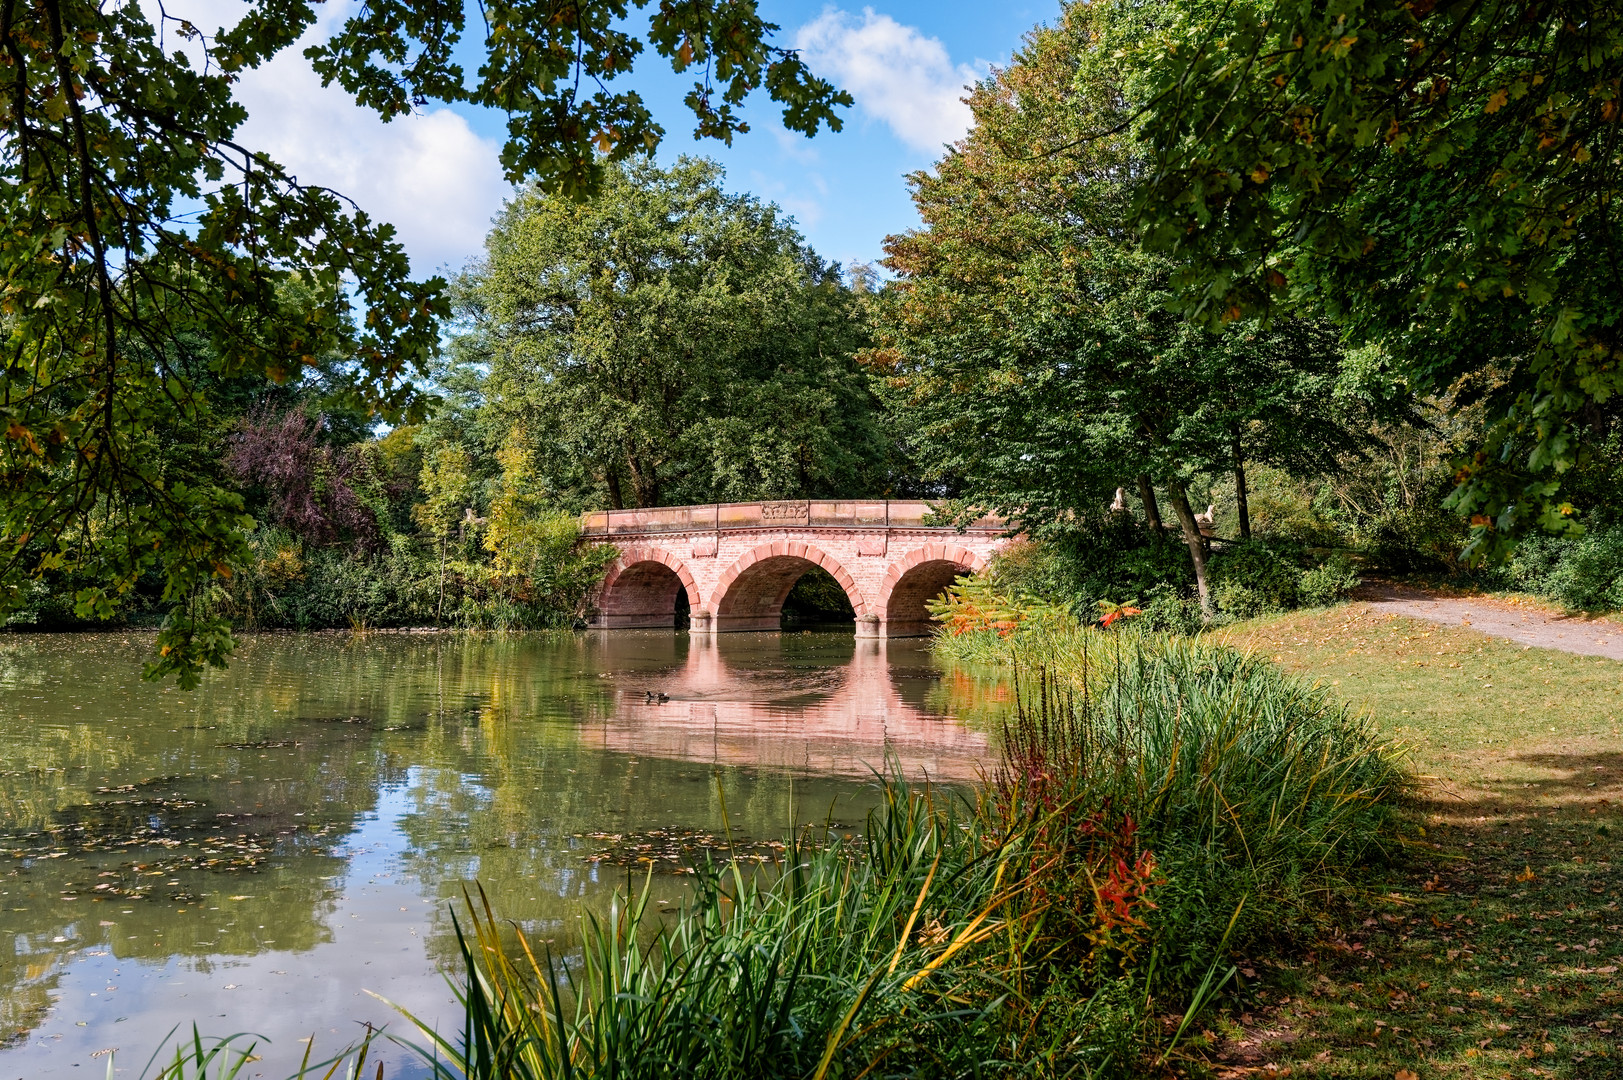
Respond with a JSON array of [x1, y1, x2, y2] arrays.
[[583, 500, 1012, 637]]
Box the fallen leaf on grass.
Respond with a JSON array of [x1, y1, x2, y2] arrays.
[[1395, 1070, 1420, 1080]]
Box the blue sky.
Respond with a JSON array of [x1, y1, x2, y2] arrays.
[[207, 1, 1059, 279]]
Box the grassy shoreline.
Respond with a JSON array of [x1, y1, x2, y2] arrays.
[[930, 605, 1623, 1078], [1216, 604, 1623, 1079]]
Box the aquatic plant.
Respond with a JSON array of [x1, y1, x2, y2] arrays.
[[988, 632, 1406, 993], [134, 1025, 379, 1080], [387, 779, 1054, 1079], [124, 630, 1405, 1079], [386, 634, 1403, 1078]]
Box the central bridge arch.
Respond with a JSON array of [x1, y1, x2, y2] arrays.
[[707, 541, 867, 632]]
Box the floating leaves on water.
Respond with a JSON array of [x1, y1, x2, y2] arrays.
[[92, 777, 187, 795], [574, 827, 801, 874], [4, 789, 347, 900]]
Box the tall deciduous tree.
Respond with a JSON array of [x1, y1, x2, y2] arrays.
[[414, 446, 472, 625], [1122, 0, 1623, 561], [460, 157, 889, 509], [869, 3, 1395, 610], [0, 1, 846, 683]]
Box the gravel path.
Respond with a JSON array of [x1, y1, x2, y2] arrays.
[[1355, 582, 1623, 661]]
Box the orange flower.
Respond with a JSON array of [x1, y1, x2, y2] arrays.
[[1099, 605, 1142, 628]]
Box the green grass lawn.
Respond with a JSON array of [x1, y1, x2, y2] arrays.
[[1187, 604, 1623, 1079]]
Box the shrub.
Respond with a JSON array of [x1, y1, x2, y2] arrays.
[[989, 530, 1195, 619], [1506, 524, 1623, 612], [1298, 552, 1362, 607], [978, 627, 1405, 992], [1209, 540, 1302, 616], [1135, 581, 1204, 634]]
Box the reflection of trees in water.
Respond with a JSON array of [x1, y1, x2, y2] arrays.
[[0, 631, 1004, 1047], [0, 715, 392, 1044], [391, 635, 994, 967]]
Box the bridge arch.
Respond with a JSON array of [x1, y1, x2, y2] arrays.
[[878, 544, 987, 636], [595, 546, 702, 629], [708, 541, 869, 632]]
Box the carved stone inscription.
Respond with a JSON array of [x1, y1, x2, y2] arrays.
[[760, 500, 810, 522]]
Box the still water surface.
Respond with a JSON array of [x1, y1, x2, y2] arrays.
[[0, 630, 1003, 1077]]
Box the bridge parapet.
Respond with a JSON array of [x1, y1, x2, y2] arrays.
[[581, 500, 1006, 536]]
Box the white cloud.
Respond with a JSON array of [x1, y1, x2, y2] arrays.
[[150, 1, 508, 275], [234, 59, 508, 276], [793, 7, 980, 154], [772, 126, 823, 166]]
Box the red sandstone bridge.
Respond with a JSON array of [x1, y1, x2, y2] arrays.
[[583, 500, 1012, 637]]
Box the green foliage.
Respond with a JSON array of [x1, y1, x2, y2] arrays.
[[949, 534, 1364, 648], [0, 0, 849, 684], [1124, 0, 1623, 559], [926, 571, 1075, 642], [868, 2, 1406, 609], [986, 535, 1193, 624], [0, 3, 451, 684], [133, 1024, 377, 1080], [394, 786, 1059, 1079], [1210, 541, 1303, 617], [1298, 553, 1363, 609], [461, 157, 889, 510], [1504, 524, 1623, 612], [986, 631, 1406, 992], [304, 0, 850, 197], [381, 634, 1400, 1079]]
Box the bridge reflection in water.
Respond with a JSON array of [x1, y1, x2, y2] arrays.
[[577, 633, 993, 783]]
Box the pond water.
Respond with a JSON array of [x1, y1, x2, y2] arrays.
[[0, 630, 1005, 1077]]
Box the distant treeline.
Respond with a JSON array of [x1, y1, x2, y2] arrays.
[[11, 148, 1623, 638]]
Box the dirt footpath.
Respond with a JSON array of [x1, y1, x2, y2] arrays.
[[1355, 581, 1623, 661]]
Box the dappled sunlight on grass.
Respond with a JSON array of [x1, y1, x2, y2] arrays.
[[1224, 603, 1623, 815], [1205, 603, 1623, 1079]]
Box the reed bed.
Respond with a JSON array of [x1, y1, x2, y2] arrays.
[[391, 781, 1061, 1079], [988, 629, 1407, 992]]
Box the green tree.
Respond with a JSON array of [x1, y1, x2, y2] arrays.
[[1121, 0, 1623, 561], [871, 4, 1396, 610], [484, 431, 618, 623], [461, 156, 888, 509], [414, 446, 473, 624], [1, 1, 846, 683]]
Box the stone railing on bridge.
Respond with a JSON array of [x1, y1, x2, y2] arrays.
[[581, 500, 1014, 637], [580, 499, 1005, 537]]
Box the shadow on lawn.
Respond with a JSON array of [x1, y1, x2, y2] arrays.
[[1397, 751, 1623, 824], [1203, 811, 1623, 1080]]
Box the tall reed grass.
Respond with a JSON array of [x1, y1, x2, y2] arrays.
[[986, 628, 1406, 992], [388, 780, 1097, 1079]]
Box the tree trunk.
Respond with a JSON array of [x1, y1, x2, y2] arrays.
[[1231, 431, 1251, 540], [435, 537, 448, 625], [606, 466, 625, 511], [1165, 478, 1212, 614], [1136, 474, 1166, 535], [626, 454, 658, 508]]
